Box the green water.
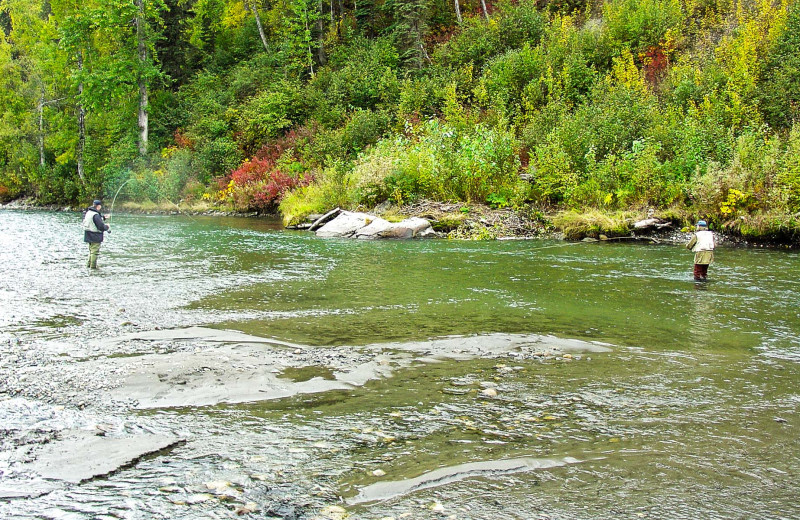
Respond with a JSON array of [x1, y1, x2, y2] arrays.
[[1, 211, 799, 519], [193, 232, 798, 356]]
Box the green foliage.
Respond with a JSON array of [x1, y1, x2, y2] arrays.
[[759, 1, 800, 129], [0, 0, 798, 244], [310, 109, 392, 163], [480, 44, 546, 120], [308, 36, 400, 126], [231, 79, 306, 151], [601, 0, 683, 56], [278, 162, 358, 225], [435, 1, 546, 69], [777, 125, 800, 212], [382, 120, 522, 204]]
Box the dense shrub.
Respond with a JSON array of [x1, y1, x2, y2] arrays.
[[232, 79, 307, 152], [383, 120, 523, 204], [601, 0, 684, 56], [434, 1, 546, 69], [279, 163, 359, 225], [309, 109, 393, 163]]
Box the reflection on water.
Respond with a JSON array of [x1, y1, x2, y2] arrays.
[[1, 210, 799, 519]]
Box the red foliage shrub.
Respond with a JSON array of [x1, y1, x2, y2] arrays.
[[174, 128, 194, 149], [641, 45, 670, 86], [250, 170, 312, 211], [253, 126, 314, 162], [231, 156, 275, 186]]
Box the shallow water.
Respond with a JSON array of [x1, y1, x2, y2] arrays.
[[1, 210, 799, 519]]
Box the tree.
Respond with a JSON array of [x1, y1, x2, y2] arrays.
[[246, 0, 270, 52]]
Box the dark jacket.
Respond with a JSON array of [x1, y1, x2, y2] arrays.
[[83, 207, 109, 243]]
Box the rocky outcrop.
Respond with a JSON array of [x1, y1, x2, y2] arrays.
[[315, 210, 435, 239]]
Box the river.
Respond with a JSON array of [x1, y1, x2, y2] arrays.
[[1, 210, 798, 519]]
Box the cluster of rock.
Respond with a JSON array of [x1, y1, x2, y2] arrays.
[[301, 208, 435, 239]]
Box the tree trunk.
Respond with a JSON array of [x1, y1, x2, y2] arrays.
[[454, 0, 462, 23], [135, 0, 148, 157], [304, 6, 314, 76], [316, 0, 327, 65], [38, 91, 45, 169], [480, 0, 489, 20], [247, 0, 270, 52], [77, 52, 86, 185]]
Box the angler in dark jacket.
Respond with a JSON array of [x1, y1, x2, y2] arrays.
[[83, 199, 110, 269]]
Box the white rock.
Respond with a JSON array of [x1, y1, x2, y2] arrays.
[[316, 212, 373, 238], [481, 388, 498, 397], [320, 505, 349, 519]]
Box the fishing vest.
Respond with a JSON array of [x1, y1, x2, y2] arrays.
[[692, 230, 715, 251], [83, 209, 101, 233]]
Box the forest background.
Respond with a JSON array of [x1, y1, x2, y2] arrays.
[[2, 0, 800, 240]]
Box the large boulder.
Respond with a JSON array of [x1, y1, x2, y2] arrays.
[[315, 211, 375, 238], [315, 211, 434, 239], [354, 217, 394, 238], [354, 216, 434, 239]]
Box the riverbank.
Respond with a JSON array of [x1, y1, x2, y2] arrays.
[[3, 197, 797, 247]]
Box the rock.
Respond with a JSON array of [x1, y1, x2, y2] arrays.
[[319, 505, 349, 519], [236, 502, 259, 515], [481, 388, 498, 397], [353, 217, 394, 238], [186, 493, 214, 504], [22, 431, 183, 484], [431, 502, 445, 512], [372, 469, 387, 477], [314, 210, 433, 239], [316, 211, 374, 238], [205, 480, 237, 494], [375, 217, 433, 239]]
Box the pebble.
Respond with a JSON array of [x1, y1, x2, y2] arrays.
[[235, 502, 259, 515], [319, 505, 348, 519], [481, 388, 498, 397], [186, 493, 214, 504]]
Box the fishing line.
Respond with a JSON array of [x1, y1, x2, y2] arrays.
[[108, 177, 199, 223]]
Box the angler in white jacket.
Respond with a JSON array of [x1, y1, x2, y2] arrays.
[[686, 220, 715, 281]]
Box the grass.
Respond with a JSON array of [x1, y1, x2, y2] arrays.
[[552, 209, 638, 240]]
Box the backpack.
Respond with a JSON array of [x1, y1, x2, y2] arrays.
[[83, 210, 96, 232]]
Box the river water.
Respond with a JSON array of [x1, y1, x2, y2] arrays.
[[1, 210, 798, 519]]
